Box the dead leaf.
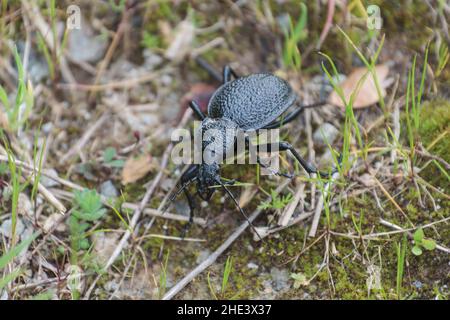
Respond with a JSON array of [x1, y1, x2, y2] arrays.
[[328, 64, 389, 109], [121, 153, 154, 185]]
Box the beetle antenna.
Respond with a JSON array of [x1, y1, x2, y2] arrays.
[[161, 177, 197, 215], [218, 181, 263, 241]]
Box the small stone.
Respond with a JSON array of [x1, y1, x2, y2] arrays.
[[173, 200, 190, 217], [143, 49, 163, 69], [413, 280, 423, 289], [100, 180, 119, 199], [270, 267, 290, 291], [160, 178, 175, 192], [18, 193, 33, 217], [41, 122, 53, 134], [92, 232, 120, 266], [43, 213, 66, 233], [247, 262, 259, 270], [0, 218, 25, 239], [40, 169, 60, 188], [104, 280, 119, 292], [319, 148, 335, 167], [67, 16, 107, 63], [196, 250, 211, 264], [313, 123, 339, 145]]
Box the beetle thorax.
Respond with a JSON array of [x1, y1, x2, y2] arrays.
[[196, 117, 238, 166], [195, 117, 237, 200]]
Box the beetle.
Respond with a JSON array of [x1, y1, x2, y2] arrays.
[[169, 65, 340, 236]]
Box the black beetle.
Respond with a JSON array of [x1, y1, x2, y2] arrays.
[[169, 66, 339, 235]]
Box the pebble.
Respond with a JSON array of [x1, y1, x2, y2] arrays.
[[0, 218, 25, 239], [196, 250, 211, 264], [313, 122, 339, 145], [412, 280, 423, 289], [40, 169, 60, 188], [270, 267, 290, 291], [67, 16, 107, 63], [100, 180, 119, 199]]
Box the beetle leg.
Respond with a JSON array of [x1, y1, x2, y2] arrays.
[[263, 101, 326, 129], [265, 141, 340, 178], [243, 136, 293, 178], [188, 101, 206, 120], [255, 154, 294, 178], [180, 188, 197, 238], [223, 65, 239, 83], [179, 165, 199, 237]]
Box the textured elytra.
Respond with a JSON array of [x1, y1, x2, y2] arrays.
[[207, 73, 297, 130]]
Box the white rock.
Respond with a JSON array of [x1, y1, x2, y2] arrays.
[[92, 232, 120, 266], [18, 193, 33, 217], [247, 262, 259, 270], [100, 180, 119, 199], [67, 16, 107, 63], [40, 169, 60, 188], [313, 122, 339, 145], [0, 218, 25, 239]]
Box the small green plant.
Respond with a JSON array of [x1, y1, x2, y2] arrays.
[[158, 250, 170, 299], [73, 189, 106, 221], [102, 147, 125, 168], [291, 272, 308, 289], [404, 45, 429, 170], [68, 189, 105, 299], [221, 256, 233, 295], [411, 228, 436, 256], [258, 189, 293, 210], [282, 3, 308, 70], [0, 233, 38, 291], [1, 137, 30, 246], [435, 42, 449, 78], [0, 46, 34, 132]]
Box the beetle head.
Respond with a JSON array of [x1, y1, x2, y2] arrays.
[[197, 163, 220, 200]]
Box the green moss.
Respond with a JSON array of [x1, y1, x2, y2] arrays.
[[419, 99, 450, 161], [418, 99, 450, 189]]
